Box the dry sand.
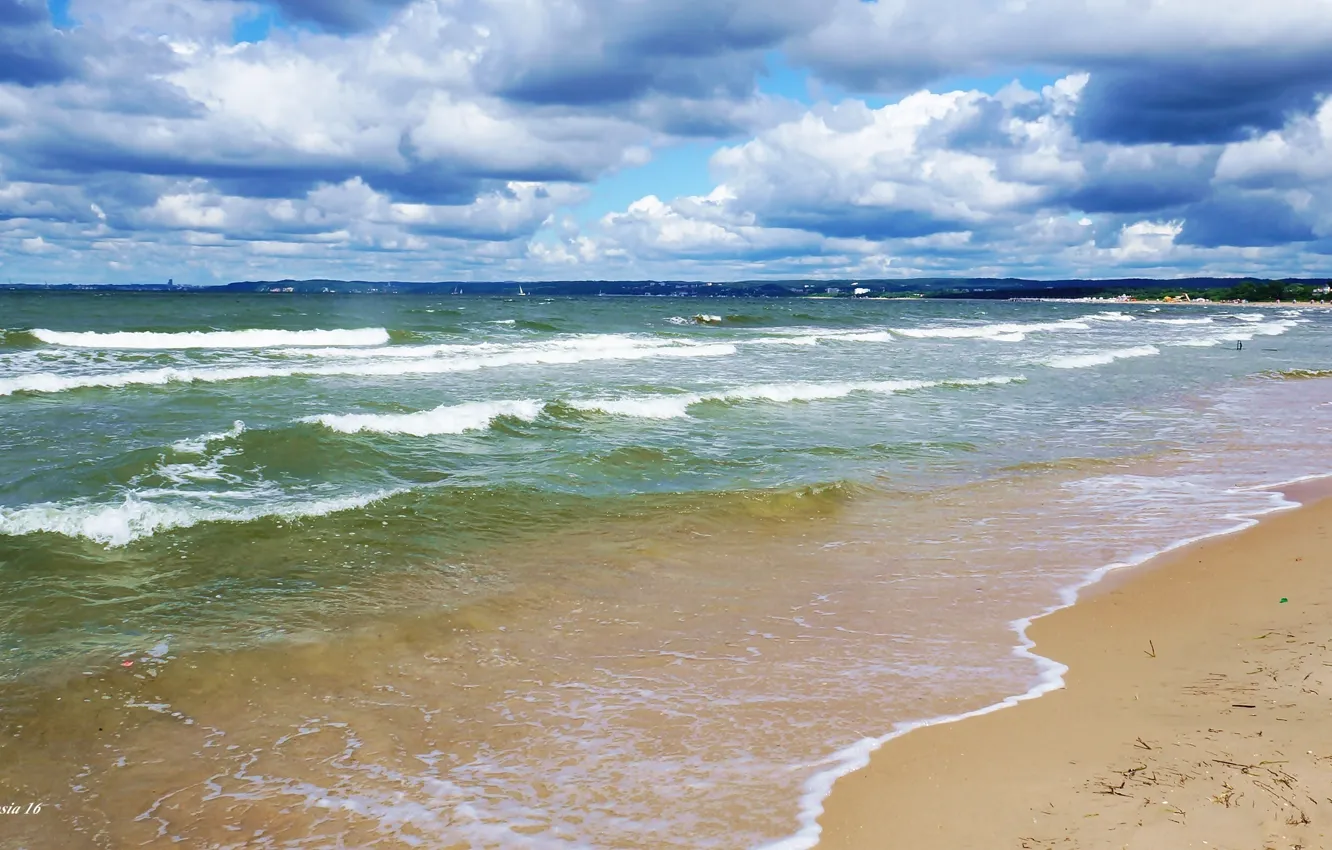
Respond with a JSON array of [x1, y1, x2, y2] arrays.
[[818, 486, 1332, 850]]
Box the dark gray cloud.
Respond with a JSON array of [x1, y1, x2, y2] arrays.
[[362, 171, 494, 207], [1177, 192, 1318, 248], [0, 0, 81, 86], [760, 207, 963, 241], [501, 67, 659, 107], [1060, 147, 1219, 214], [0, 0, 46, 25], [486, 0, 826, 106], [1073, 52, 1332, 145], [18, 135, 353, 194], [256, 0, 412, 33]]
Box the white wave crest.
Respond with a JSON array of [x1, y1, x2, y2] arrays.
[[0, 365, 282, 396], [720, 380, 933, 404], [567, 376, 1022, 420], [305, 401, 544, 436], [567, 395, 698, 419], [825, 330, 895, 343], [742, 329, 895, 347], [276, 334, 714, 361], [279, 342, 503, 359], [301, 377, 1024, 434], [0, 489, 400, 547], [32, 327, 390, 349], [745, 335, 823, 347], [893, 319, 1089, 342], [1044, 345, 1160, 369], [1169, 319, 1298, 348], [1146, 317, 1214, 325], [0, 339, 738, 397], [1229, 319, 1297, 338], [1170, 337, 1228, 348], [171, 420, 247, 454]]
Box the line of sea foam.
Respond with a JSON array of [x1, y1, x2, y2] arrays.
[[891, 318, 1092, 343], [0, 488, 404, 547], [304, 400, 545, 436], [274, 334, 713, 359], [299, 377, 1025, 435], [566, 376, 1022, 420], [1168, 318, 1300, 348], [170, 420, 247, 454], [1043, 345, 1160, 369], [0, 340, 740, 397], [32, 328, 390, 349]]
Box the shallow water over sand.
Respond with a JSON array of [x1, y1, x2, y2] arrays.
[[2, 295, 1331, 847]]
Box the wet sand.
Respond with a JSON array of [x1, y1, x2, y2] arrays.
[[818, 485, 1332, 850]]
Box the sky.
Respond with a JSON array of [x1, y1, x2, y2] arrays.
[[0, 0, 1331, 284]]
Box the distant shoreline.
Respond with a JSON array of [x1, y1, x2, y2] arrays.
[[2, 276, 1329, 306], [1027, 297, 1332, 307]]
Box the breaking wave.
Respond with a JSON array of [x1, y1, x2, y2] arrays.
[[304, 401, 545, 436], [742, 330, 895, 347], [1147, 317, 1214, 325], [0, 488, 401, 547], [0, 339, 739, 397], [565, 376, 1023, 421], [1043, 345, 1160, 369], [1169, 319, 1299, 348], [31, 328, 391, 349], [170, 420, 247, 454], [297, 377, 1025, 434], [275, 335, 719, 361], [892, 319, 1090, 343]]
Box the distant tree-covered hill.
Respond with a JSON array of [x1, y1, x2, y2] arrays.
[[3, 277, 1328, 302]]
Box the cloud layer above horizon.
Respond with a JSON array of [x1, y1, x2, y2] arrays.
[[1, 0, 1331, 283]]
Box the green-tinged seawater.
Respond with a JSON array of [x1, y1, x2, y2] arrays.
[[2, 293, 1331, 848]]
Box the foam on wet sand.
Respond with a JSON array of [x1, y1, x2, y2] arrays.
[[816, 483, 1332, 850]]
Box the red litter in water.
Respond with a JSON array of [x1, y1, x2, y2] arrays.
[[121, 660, 134, 667]]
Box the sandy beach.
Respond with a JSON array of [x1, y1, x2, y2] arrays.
[[818, 483, 1332, 850]]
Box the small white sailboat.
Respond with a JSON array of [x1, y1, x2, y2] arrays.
[[517, 285, 527, 296]]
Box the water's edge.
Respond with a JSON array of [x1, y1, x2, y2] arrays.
[[762, 469, 1332, 850]]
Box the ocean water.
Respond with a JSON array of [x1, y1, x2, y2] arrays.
[[1, 292, 1331, 848]]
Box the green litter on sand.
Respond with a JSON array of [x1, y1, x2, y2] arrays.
[[1280, 597, 1289, 604]]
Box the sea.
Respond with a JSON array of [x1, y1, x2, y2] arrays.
[[1, 292, 1330, 848]]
